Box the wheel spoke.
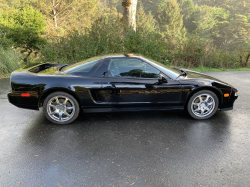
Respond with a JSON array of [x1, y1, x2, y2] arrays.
[[48, 104, 56, 109], [55, 97, 60, 104], [50, 111, 56, 115], [194, 108, 200, 112], [206, 108, 211, 112], [205, 96, 210, 102], [201, 109, 204, 115], [63, 98, 68, 105], [64, 112, 70, 117], [199, 96, 203, 103], [193, 103, 199, 106], [207, 102, 213, 106], [59, 113, 62, 121], [66, 107, 74, 110]]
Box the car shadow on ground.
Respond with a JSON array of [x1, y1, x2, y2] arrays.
[[23, 110, 231, 148]]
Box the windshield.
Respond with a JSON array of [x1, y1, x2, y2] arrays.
[[140, 56, 180, 79]]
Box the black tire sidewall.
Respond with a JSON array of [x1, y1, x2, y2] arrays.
[[187, 90, 219, 120], [43, 92, 80, 125]]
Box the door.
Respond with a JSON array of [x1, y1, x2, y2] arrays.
[[101, 57, 183, 110]]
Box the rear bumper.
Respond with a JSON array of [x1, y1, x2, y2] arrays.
[[8, 92, 39, 110], [8, 92, 18, 105]]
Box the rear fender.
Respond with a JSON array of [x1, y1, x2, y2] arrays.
[[38, 87, 82, 108]]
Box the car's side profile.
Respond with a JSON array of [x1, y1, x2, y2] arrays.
[[8, 54, 238, 124]]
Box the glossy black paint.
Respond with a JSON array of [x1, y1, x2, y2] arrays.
[[8, 54, 238, 114]]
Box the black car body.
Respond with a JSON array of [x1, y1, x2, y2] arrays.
[[8, 54, 238, 124]]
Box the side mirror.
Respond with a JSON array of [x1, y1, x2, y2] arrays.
[[158, 74, 168, 84]]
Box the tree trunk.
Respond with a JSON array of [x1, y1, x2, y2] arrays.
[[245, 53, 250, 67], [25, 50, 33, 67], [122, 0, 138, 31], [52, 0, 58, 28]]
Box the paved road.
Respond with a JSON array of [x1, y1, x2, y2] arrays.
[[0, 71, 249, 187]]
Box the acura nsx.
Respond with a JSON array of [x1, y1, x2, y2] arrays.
[[8, 54, 238, 124]]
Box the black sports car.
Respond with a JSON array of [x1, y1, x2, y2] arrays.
[[8, 54, 238, 124]]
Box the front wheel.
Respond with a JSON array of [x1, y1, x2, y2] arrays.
[[187, 90, 219, 120], [43, 92, 80, 125]]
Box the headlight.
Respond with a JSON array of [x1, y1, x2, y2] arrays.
[[235, 92, 239, 96]]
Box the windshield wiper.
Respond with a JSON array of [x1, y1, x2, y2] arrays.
[[176, 70, 187, 79]]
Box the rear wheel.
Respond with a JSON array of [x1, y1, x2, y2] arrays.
[[43, 92, 80, 125], [187, 90, 219, 120]]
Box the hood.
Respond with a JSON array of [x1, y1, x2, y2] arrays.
[[178, 68, 233, 87]]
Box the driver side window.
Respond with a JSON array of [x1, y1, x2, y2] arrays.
[[108, 58, 160, 78]]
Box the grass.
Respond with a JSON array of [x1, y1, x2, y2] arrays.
[[0, 47, 20, 78], [0, 74, 11, 79], [189, 66, 250, 72]]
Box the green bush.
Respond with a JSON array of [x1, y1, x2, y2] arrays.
[[0, 47, 20, 77], [172, 32, 250, 69], [40, 17, 168, 64], [40, 15, 250, 70]]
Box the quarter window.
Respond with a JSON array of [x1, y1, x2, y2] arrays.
[[64, 60, 101, 76], [108, 58, 160, 78]]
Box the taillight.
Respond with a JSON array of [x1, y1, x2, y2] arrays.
[[21, 93, 30, 97]]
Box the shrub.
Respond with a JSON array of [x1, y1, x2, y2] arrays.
[[0, 47, 20, 77]]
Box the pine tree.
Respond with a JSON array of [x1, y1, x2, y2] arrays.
[[136, 6, 157, 35], [178, 0, 196, 33], [155, 0, 186, 46], [197, 0, 250, 48]]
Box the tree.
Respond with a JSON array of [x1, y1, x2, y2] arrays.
[[0, 6, 47, 66], [122, 0, 138, 31], [192, 5, 229, 35], [136, 6, 158, 35], [28, 0, 100, 35], [202, 0, 250, 17], [137, 0, 160, 14], [197, 0, 250, 48], [100, 0, 120, 9], [155, 0, 186, 46], [178, 0, 196, 33], [212, 14, 250, 49]]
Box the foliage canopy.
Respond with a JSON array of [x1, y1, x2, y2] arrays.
[[1, 0, 250, 77]]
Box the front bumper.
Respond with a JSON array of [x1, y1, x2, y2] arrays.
[[219, 90, 238, 111]]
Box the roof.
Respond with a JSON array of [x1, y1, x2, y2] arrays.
[[104, 53, 141, 58]]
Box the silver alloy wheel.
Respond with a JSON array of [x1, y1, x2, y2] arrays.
[[191, 94, 215, 118], [47, 95, 75, 122]]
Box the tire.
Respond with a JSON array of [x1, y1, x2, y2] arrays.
[[43, 91, 80, 125], [187, 90, 219, 120]]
